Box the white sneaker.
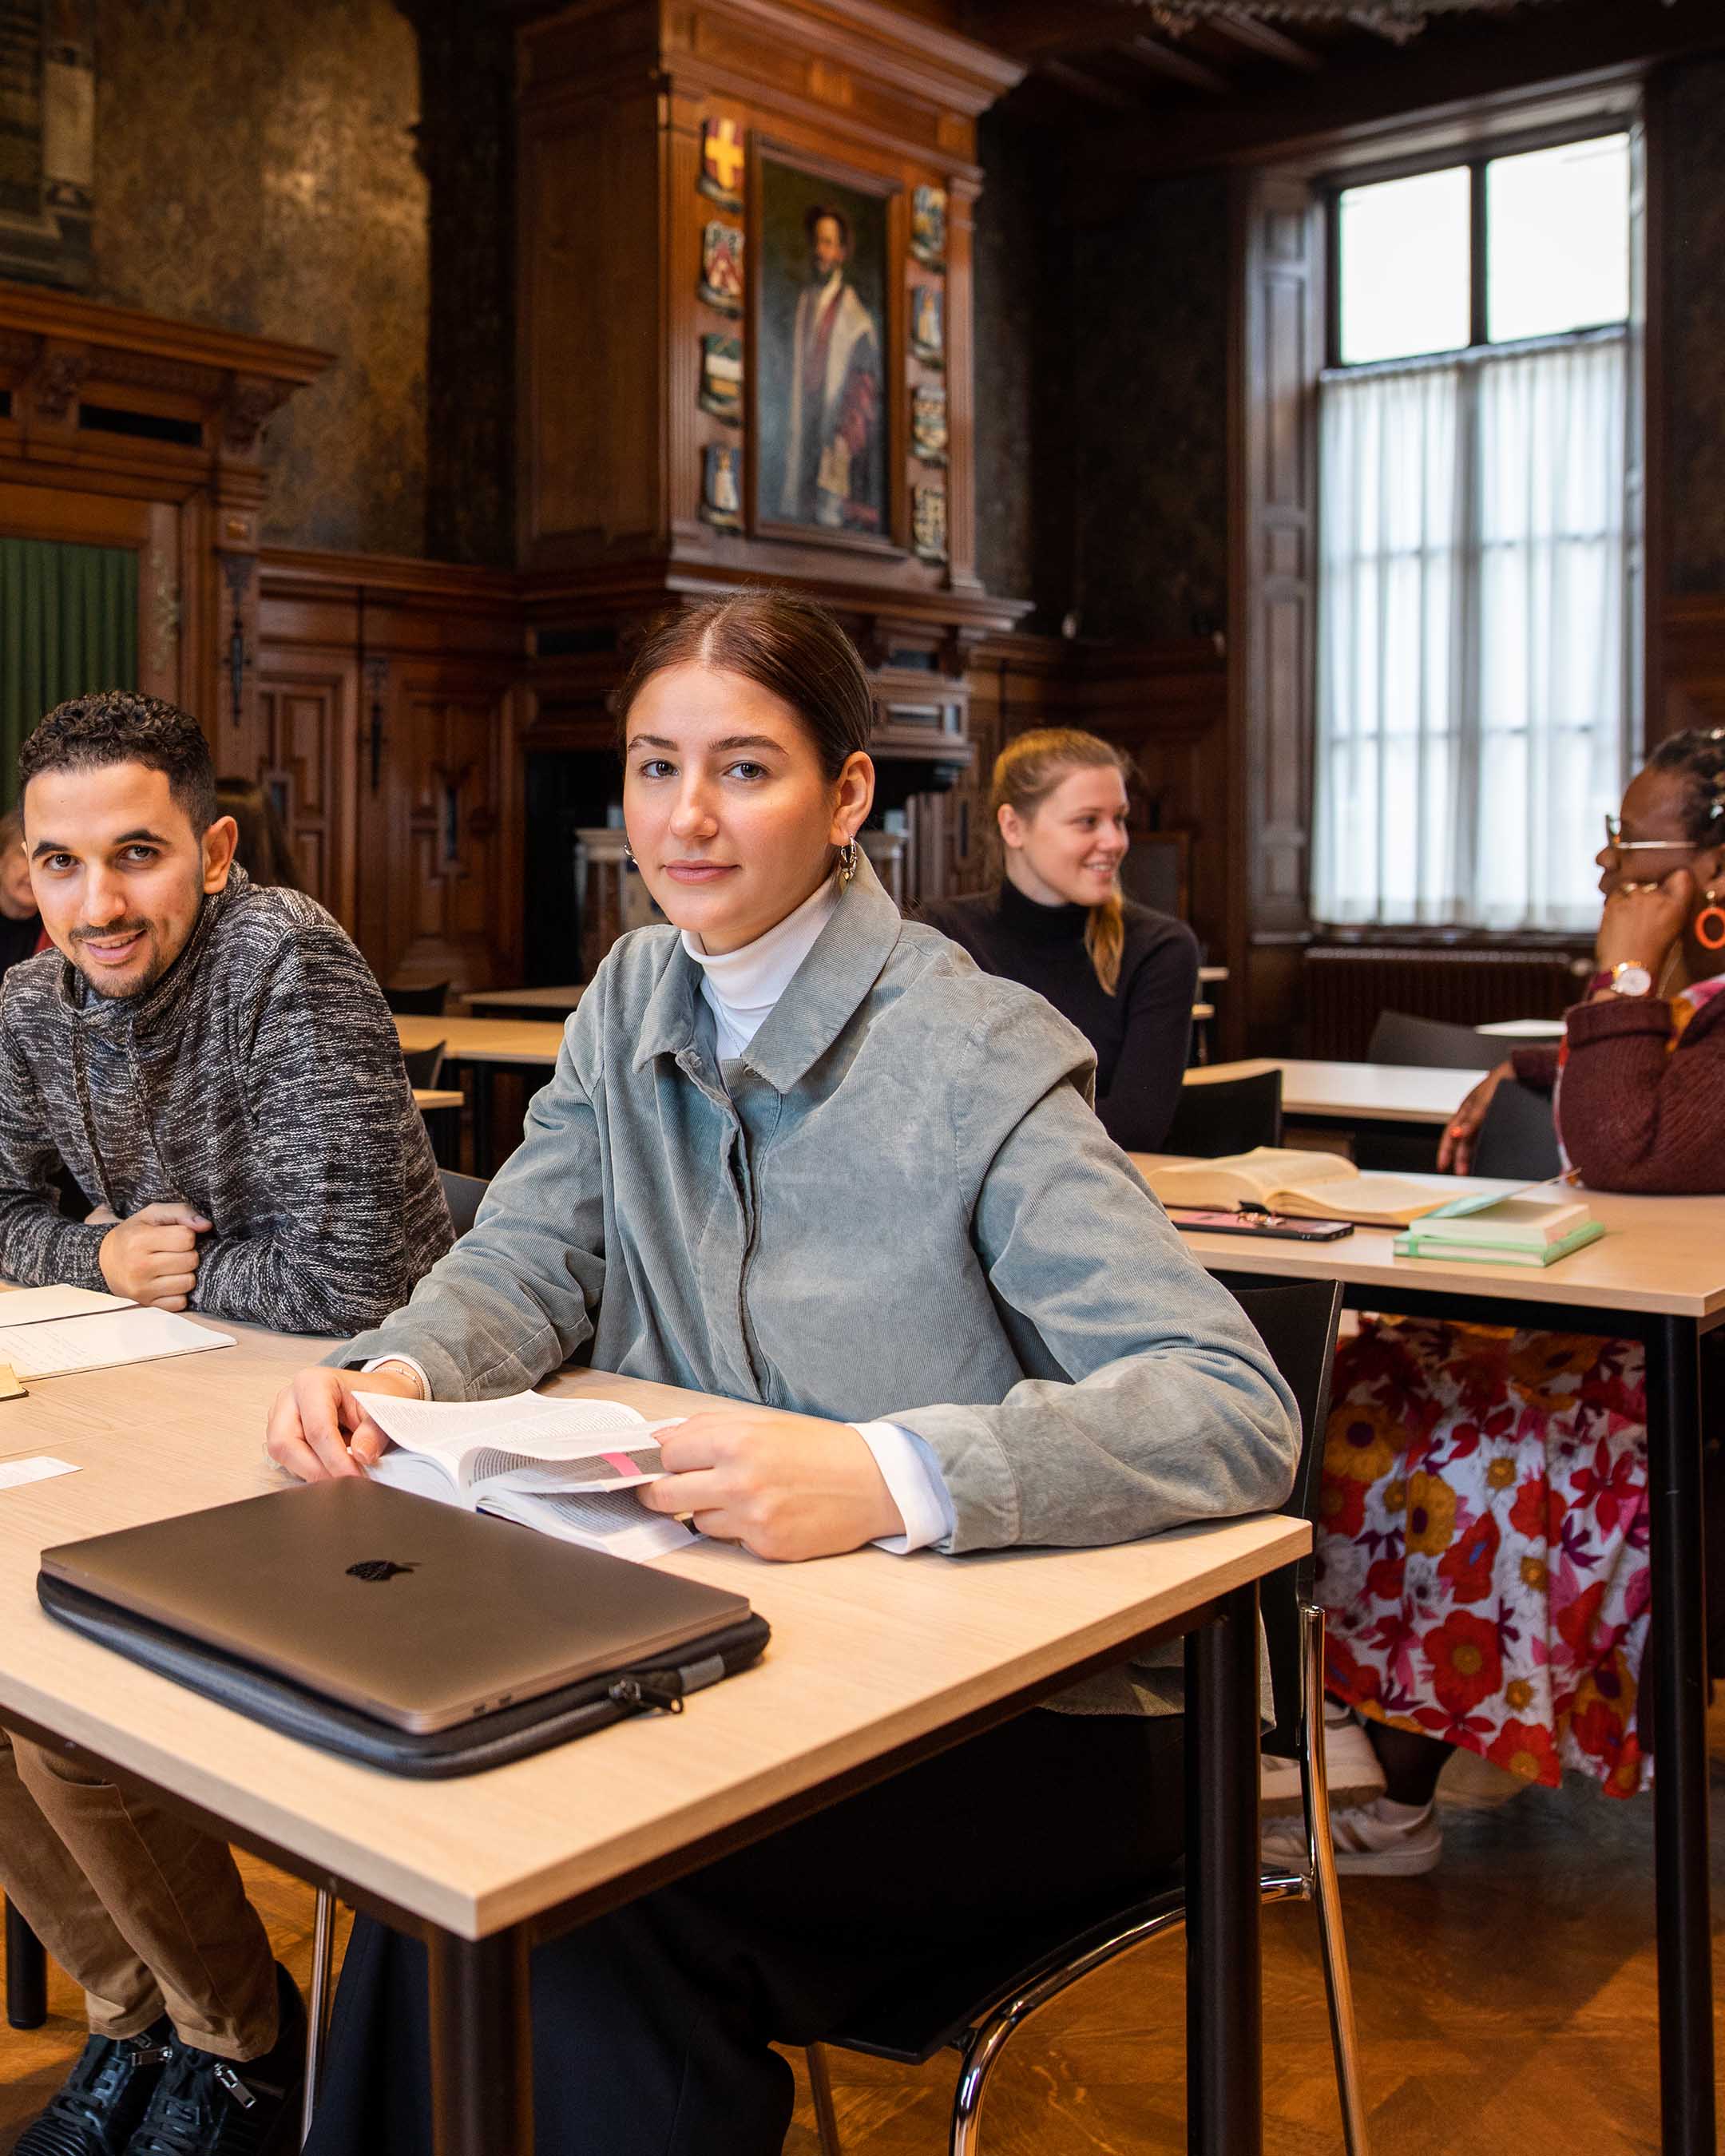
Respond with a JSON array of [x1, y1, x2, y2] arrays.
[[1262, 1795, 1443, 1877], [1260, 1700, 1386, 1818]]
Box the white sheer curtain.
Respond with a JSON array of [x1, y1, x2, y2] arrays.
[[1313, 333, 1629, 929]]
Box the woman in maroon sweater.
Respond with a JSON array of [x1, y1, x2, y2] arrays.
[[1269, 730, 1725, 1878]]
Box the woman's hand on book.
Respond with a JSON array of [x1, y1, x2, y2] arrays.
[[1437, 1060, 1516, 1175], [264, 1366, 423, 1483], [636, 1408, 904, 1561]]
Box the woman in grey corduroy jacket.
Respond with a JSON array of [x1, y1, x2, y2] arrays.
[[280, 592, 1299, 2156]]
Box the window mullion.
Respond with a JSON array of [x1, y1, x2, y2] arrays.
[[1469, 160, 1489, 350], [1454, 364, 1484, 925]]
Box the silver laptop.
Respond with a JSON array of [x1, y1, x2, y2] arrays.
[[40, 1477, 751, 1734]]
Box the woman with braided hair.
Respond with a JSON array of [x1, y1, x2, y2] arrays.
[[1267, 730, 1725, 1877]]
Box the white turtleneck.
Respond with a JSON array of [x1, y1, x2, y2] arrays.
[[681, 873, 838, 1062], [371, 871, 954, 1556]]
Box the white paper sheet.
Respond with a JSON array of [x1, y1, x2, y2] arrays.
[[0, 1456, 79, 1491], [0, 1286, 135, 1326], [0, 1307, 234, 1380]]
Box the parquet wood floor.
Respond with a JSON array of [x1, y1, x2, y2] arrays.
[[5, 1706, 1724, 2154]]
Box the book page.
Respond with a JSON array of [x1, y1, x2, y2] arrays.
[[471, 1441, 666, 1493], [0, 1286, 134, 1326], [366, 1449, 465, 1504], [356, 1387, 680, 1492], [478, 1486, 695, 1563], [0, 1307, 233, 1380]]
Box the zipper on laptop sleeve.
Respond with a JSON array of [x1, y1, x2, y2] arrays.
[[608, 1651, 730, 1714]]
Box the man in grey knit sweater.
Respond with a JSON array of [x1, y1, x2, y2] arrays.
[[0, 694, 453, 2156]]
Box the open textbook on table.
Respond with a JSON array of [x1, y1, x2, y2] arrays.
[[355, 1385, 695, 1562]]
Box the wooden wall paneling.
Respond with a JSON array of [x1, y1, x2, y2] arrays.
[[943, 174, 981, 593], [516, 10, 665, 569], [1661, 597, 1725, 735], [252, 655, 359, 928], [378, 665, 516, 994], [1229, 167, 1322, 1058], [256, 549, 523, 985]]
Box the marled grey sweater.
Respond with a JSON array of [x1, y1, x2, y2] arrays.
[[0, 870, 451, 1335]]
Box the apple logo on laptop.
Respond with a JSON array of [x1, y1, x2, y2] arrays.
[[346, 1559, 418, 1583]]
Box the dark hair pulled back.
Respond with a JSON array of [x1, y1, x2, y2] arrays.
[[609, 591, 875, 782], [1647, 727, 1725, 846]]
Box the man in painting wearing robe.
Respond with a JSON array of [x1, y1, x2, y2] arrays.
[[780, 205, 881, 531]]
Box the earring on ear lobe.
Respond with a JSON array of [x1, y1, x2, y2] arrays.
[[622, 838, 637, 866], [836, 839, 859, 890], [1695, 887, 1725, 951]]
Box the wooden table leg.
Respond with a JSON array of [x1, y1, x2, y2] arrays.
[[1185, 1582, 1262, 2156], [1646, 1314, 1716, 2155], [427, 1926, 533, 2156]]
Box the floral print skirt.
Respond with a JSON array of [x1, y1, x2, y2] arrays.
[[1317, 1316, 1651, 1797]]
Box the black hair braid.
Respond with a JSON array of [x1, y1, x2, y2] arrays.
[[1647, 727, 1725, 847]]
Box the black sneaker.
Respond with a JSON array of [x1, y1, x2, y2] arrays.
[[15, 2017, 176, 2156], [123, 1966, 306, 2156]]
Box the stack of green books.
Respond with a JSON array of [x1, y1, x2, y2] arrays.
[[1393, 1193, 1603, 1268]]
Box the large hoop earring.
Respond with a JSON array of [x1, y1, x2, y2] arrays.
[[1696, 888, 1725, 951], [836, 839, 859, 890]]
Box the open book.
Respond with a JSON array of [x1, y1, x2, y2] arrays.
[[355, 1386, 695, 1564], [1144, 1147, 1493, 1229]]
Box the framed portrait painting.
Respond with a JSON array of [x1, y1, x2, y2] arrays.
[[752, 145, 896, 552]]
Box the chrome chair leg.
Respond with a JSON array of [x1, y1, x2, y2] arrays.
[[804, 2040, 843, 2156], [301, 1887, 338, 2149], [950, 1894, 1190, 2155], [1299, 1603, 1370, 2156]]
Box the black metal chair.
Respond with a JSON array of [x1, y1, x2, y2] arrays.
[[1366, 1010, 1496, 1071], [383, 980, 450, 1017], [803, 1278, 1368, 2156], [1470, 1076, 1562, 1181], [438, 1168, 490, 1239], [5, 1898, 45, 2028], [400, 1040, 446, 1090], [1163, 1068, 1284, 1156]]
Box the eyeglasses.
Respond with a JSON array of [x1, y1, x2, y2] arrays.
[[1603, 814, 1691, 857]]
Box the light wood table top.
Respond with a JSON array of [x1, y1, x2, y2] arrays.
[[1133, 1158, 1725, 1322], [411, 1088, 464, 1112], [395, 1015, 566, 1068], [0, 1322, 1305, 1940], [462, 985, 586, 1016], [1197, 965, 1227, 985], [1182, 1056, 1482, 1125]]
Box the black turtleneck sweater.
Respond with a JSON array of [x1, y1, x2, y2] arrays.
[[920, 881, 1200, 1151]]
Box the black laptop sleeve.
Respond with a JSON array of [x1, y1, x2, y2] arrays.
[[38, 1572, 771, 1778]]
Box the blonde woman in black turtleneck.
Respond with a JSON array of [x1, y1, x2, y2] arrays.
[[922, 729, 1200, 1150]]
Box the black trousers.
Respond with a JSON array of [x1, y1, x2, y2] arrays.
[[304, 1707, 1185, 2156]]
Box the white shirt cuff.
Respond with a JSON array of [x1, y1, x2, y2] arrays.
[[851, 1420, 955, 1555], [359, 1354, 430, 1397]]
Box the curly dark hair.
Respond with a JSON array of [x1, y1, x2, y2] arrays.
[[18, 692, 218, 834], [1647, 727, 1725, 847]]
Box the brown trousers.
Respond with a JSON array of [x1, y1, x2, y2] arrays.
[[0, 1729, 277, 2060]]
